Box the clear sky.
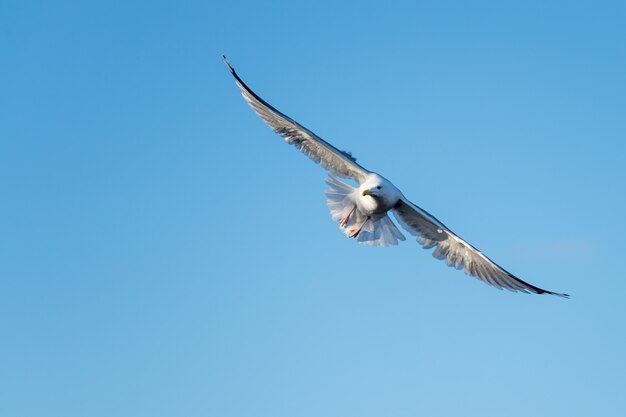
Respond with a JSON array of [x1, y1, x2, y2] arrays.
[[1, 1, 625, 416]]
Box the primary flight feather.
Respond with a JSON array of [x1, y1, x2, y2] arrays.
[[224, 56, 568, 298]]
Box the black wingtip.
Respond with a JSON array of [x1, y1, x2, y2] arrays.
[[222, 55, 235, 74], [545, 290, 570, 299]]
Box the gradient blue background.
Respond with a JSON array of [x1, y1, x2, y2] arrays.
[[2, 1, 625, 416]]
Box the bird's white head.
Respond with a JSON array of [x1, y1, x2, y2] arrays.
[[358, 174, 402, 213], [360, 173, 399, 200], [360, 174, 381, 196]]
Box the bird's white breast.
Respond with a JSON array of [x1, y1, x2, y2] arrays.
[[356, 193, 382, 215]]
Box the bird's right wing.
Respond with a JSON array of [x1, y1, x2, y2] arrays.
[[393, 197, 569, 297], [224, 57, 369, 183]]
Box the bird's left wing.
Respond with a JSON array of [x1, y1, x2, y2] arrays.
[[393, 197, 569, 297], [224, 57, 369, 183]]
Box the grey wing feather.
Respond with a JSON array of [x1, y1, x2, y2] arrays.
[[224, 57, 369, 183], [393, 197, 569, 297]]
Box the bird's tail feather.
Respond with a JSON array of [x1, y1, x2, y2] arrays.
[[325, 175, 357, 222], [355, 214, 406, 247]]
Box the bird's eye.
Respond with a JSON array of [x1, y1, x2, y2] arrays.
[[377, 186, 382, 189]]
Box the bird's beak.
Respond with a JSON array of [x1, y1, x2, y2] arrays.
[[362, 189, 371, 196]]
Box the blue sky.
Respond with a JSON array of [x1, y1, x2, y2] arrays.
[[1, 1, 625, 416]]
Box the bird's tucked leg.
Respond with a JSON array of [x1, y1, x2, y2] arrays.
[[340, 206, 356, 228], [349, 216, 370, 238]]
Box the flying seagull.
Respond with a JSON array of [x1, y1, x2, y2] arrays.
[[223, 57, 568, 298]]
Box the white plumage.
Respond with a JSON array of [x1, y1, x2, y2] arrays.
[[224, 57, 568, 298]]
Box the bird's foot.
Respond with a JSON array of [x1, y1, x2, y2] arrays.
[[340, 206, 357, 228], [348, 216, 370, 238]]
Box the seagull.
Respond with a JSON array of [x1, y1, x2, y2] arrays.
[[223, 56, 569, 298]]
